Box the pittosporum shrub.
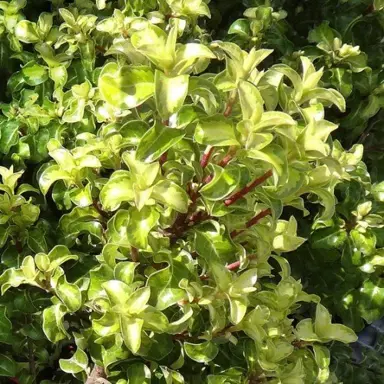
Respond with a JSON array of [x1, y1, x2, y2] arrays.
[[1, 0, 384, 383]]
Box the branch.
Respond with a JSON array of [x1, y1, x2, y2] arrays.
[[230, 208, 271, 238], [131, 247, 139, 262], [218, 153, 233, 168], [200, 146, 214, 169], [159, 152, 168, 165], [223, 97, 236, 117], [226, 260, 240, 271], [224, 170, 273, 206], [85, 365, 111, 384]]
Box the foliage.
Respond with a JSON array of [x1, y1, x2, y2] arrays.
[[0, 0, 383, 383]]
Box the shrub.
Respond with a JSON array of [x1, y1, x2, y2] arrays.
[[1, 0, 384, 383]]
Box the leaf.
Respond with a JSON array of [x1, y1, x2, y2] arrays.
[[184, 341, 219, 363], [228, 296, 247, 324], [0, 354, 17, 377], [195, 115, 240, 146], [38, 165, 72, 195], [300, 88, 346, 112], [151, 180, 189, 213], [310, 226, 347, 250], [126, 287, 151, 314], [199, 165, 241, 201], [374, 0, 384, 10], [126, 206, 160, 249], [56, 277, 82, 312], [122, 152, 160, 190], [22, 62, 49, 86], [313, 345, 330, 383], [228, 19, 251, 37], [155, 70, 189, 120], [99, 65, 155, 109], [308, 22, 335, 50], [127, 363, 151, 384], [103, 280, 132, 306], [238, 80, 263, 124], [47, 245, 78, 271], [372, 181, 384, 202], [15, 20, 40, 43], [0, 120, 19, 155], [100, 171, 134, 211], [314, 304, 357, 343], [120, 316, 144, 353], [0, 306, 12, 343], [59, 348, 88, 374], [42, 304, 69, 343], [358, 279, 384, 323], [131, 24, 172, 70], [147, 252, 190, 310], [136, 121, 185, 162]]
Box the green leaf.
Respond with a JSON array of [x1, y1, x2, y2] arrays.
[[100, 171, 134, 211], [126, 287, 151, 314], [127, 363, 151, 384], [136, 121, 185, 162], [228, 19, 251, 37], [38, 165, 72, 195], [59, 348, 88, 374], [308, 22, 335, 50], [358, 279, 384, 323], [300, 88, 346, 112], [99, 64, 155, 109], [184, 341, 219, 363], [147, 252, 190, 310], [0, 354, 17, 377], [47, 245, 78, 271], [103, 280, 132, 306], [120, 316, 144, 353], [313, 345, 330, 383], [314, 304, 357, 343], [56, 277, 82, 312], [228, 296, 247, 324], [0, 306, 12, 343], [155, 70, 189, 120], [42, 304, 69, 343], [126, 206, 160, 249], [199, 165, 241, 201], [238, 80, 263, 124], [195, 115, 240, 146], [130, 24, 173, 70], [0, 120, 19, 155], [22, 62, 48, 86], [310, 226, 347, 250], [372, 181, 384, 202], [15, 20, 40, 43], [374, 0, 384, 10], [151, 180, 189, 213]]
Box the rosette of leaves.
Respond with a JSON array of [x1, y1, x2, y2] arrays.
[[0, 0, 371, 383]]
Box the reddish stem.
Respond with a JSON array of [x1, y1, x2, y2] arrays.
[[223, 98, 235, 117], [200, 146, 214, 169], [202, 174, 213, 185], [10, 379, 19, 384], [219, 153, 233, 167], [159, 152, 168, 165], [226, 260, 240, 271], [230, 208, 271, 238], [224, 170, 273, 206]]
